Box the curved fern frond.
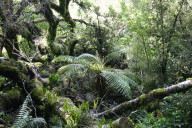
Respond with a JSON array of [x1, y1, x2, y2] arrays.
[[12, 95, 46, 128], [122, 70, 142, 85], [57, 64, 87, 77], [110, 69, 141, 87], [101, 71, 135, 98], [77, 53, 103, 65], [27, 117, 46, 128], [52, 56, 76, 63], [13, 95, 32, 126]]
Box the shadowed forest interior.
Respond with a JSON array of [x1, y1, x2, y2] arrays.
[[0, 0, 192, 127]]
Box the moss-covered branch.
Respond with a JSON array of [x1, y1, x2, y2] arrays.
[[94, 80, 192, 117], [0, 62, 34, 91]]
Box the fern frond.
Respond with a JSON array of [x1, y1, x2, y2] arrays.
[[13, 116, 46, 128], [52, 56, 76, 63], [101, 71, 136, 98], [12, 116, 33, 128], [27, 117, 46, 128], [122, 70, 142, 85], [12, 95, 46, 128], [13, 95, 31, 127], [77, 53, 103, 65], [110, 69, 141, 87], [57, 64, 87, 77]]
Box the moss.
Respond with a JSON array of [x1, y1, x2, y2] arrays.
[[139, 88, 165, 104], [7, 88, 21, 99], [0, 64, 29, 82], [148, 88, 165, 96], [139, 94, 147, 104]]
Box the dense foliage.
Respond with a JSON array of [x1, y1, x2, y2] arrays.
[[0, 0, 192, 127]]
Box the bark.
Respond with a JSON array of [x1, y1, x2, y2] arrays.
[[40, 0, 60, 55], [159, 0, 185, 79], [94, 80, 192, 117], [50, 0, 78, 55], [0, 41, 3, 57]]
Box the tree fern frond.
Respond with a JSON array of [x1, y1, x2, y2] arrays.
[[101, 71, 133, 98], [52, 55, 76, 63], [77, 53, 103, 65], [109, 68, 140, 87], [57, 64, 87, 77], [122, 70, 142, 85]]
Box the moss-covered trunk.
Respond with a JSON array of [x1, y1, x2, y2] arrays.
[[0, 60, 77, 125], [94, 80, 192, 117]]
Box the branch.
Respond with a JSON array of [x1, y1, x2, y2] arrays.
[[94, 80, 192, 117], [15, 0, 29, 20], [33, 18, 95, 27], [73, 19, 95, 27], [0, 62, 33, 91], [50, 2, 61, 12]]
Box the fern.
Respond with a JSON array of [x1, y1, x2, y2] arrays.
[[77, 53, 103, 65], [101, 71, 137, 98], [12, 95, 46, 128], [52, 55, 75, 63], [58, 64, 87, 77], [54, 53, 139, 98]]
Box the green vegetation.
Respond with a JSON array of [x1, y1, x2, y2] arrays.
[[0, 0, 192, 127]]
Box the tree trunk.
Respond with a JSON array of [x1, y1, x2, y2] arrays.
[[0, 42, 2, 57], [96, 75, 106, 97], [94, 80, 192, 117]]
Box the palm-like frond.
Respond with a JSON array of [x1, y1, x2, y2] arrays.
[[52, 56, 76, 63], [77, 53, 103, 65], [101, 71, 136, 98], [58, 64, 87, 77], [121, 70, 142, 86]]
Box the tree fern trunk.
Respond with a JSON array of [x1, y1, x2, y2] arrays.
[[96, 75, 106, 97]]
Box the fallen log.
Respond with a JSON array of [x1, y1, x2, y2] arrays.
[[94, 80, 192, 117]]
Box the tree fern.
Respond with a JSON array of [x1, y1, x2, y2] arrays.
[[12, 95, 46, 128], [54, 53, 140, 98]]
